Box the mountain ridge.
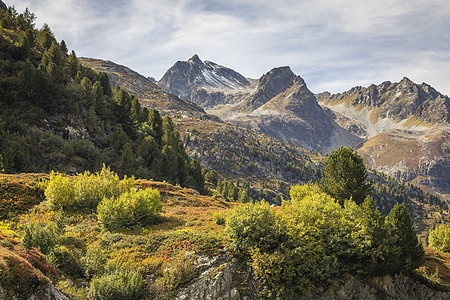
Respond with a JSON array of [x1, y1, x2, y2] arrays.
[[317, 78, 450, 201]]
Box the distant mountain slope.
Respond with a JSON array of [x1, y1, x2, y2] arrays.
[[159, 56, 362, 153], [317, 77, 450, 139], [317, 78, 450, 201], [220, 66, 363, 153], [79, 57, 208, 117], [158, 54, 257, 109]]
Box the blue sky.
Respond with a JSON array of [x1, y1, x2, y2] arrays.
[[10, 0, 450, 95]]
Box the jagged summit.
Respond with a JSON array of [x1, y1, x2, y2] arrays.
[[188, 54, 202, 64], [158, 55, 256, 108], [317, 77, 450, 125], [235, 66, 296, 113]]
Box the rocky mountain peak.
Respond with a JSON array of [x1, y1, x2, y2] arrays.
[[188, 54, 203, 65], [158, 55, 256, 109], [259, 66, 295, 89]]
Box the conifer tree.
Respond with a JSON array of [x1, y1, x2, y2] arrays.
[[388, 203, 424, 271], [321, 147, 372, 206]]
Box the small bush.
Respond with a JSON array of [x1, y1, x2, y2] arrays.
[[87, 269, 144, 300], [429, 224, 450, 253], [213, 211, 226, 225], [48, 246, 84, 277], [45, 172, 75, 209], [98, 188, 162, 231], [22, 222, 58, 255], [83, 243, 107, 278], [157, 255, 197, 291], [225, 201, 282, 255], [45, 165, 134, 211]]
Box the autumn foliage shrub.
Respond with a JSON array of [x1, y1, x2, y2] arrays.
[[87, 269, 144, 300], [97, 188, 162, 231], [22, 222, 59, 255], [226, 183, 425, 298], [45, 165, 133, 211], [47, 245, 84, 277], [428, 224, 450, 253]]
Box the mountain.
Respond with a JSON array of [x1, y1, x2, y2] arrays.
[[79, 57, 323, 194], [158, 54, 257, 109], [78, 57, 208, 117], [317, 77, 450, 139], [226, 66, 363, 152], [159, 56, 362, 153], [317, 78, 450, 201]]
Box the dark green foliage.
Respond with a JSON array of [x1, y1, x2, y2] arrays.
[[47, 245, 84, 277], [372, 176, 447, 215], [388, 203, 425, 271], [0, 9, 205, 193], [321, 147, 372, 206]]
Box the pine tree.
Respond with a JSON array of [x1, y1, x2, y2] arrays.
[[388, 203, 424, 271], [321, 147, 372, 206]]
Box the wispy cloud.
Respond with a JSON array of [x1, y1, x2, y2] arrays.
[[11, 0, 450, 95]]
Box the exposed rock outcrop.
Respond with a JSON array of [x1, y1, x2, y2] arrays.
[[174, 255, 449, 300], [0, 282, 71, 300], [305, 273, 450, 300], [176, 256, 240, 300]]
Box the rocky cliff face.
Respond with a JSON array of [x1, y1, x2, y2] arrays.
[[158, 54, 257, 109], [317, 78, 450, 201]]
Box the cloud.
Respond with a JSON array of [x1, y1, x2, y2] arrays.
[[10, 0, 450, 95]]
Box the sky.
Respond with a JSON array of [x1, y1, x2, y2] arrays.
[[9, 0, 450, 95]]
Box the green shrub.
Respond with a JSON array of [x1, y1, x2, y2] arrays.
[[428, 224, 450, 253], [226, 183, 424, 298], [45, 165, 134, 211], [225, 201, 284, 255], [45, 172, 75, 209], [22, 222, 58, 255], [88, 269, 144, 300], [48, 246, 84, 277], [157, 255, 197, 290], [83, 243, 107, 278], [97, 188, 162, 231], [213, 211, 226, 225]]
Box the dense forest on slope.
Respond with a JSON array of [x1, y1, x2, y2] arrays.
[[0, 7, 205, 192]]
